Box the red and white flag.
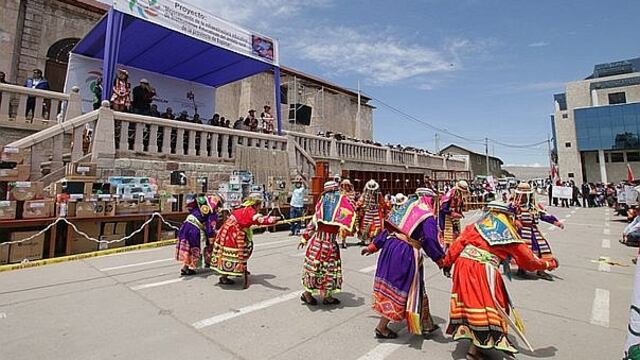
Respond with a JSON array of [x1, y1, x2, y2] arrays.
[[628, 163, 635, 183]]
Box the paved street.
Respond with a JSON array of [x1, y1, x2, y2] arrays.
[[0, 204, 636, 359]]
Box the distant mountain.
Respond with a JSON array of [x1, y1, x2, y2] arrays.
[[503, 166, 550, 180]]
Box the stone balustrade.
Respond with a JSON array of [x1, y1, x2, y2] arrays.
[[112, 112, 288, 162], [0, 84, 82, 131]]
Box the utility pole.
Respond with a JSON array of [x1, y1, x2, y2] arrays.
[[485, 137, 490, 176]]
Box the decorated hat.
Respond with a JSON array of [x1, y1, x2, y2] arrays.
[[485, 200, 513, 214], [386, 195, 434, 237], [515, 182, 533, 194], [365, 179, 379, 191], [323, 180, 339, 192]]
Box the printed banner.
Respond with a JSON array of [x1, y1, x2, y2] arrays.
[[552, 186, 572, 200], [113, 0, 278, 65], [65, 53, 215, 119]]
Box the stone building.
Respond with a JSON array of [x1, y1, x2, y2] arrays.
[[439, 144, 504, 178], [0, 0, 373, 140]]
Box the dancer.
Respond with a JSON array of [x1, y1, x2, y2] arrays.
[[298, 180, 356, 305], [510, 182, 563, 280], [440, 180, 469, 248], [338, 179, 357, 248], [176, 194, 222, 275], [361, 191, 445, 338], [356, 179, 387, 245], [442, 201, 559, 359], [211, 193, 279, 288]]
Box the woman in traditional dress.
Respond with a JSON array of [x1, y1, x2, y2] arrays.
[[442, 201, 559, 359], [110, 69, 131, 112], [176, 194, 222, 276], [361, 190, 445, 339], [338, 179, 357, 249], [356, 179, 387, 246], [211, 193, 279, 288], [510, 182, 564, 280], [298, 181, 356, 305], [439, 180, 469, 249]]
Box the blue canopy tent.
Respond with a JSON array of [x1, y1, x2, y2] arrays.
[[71, 4, 282, 133]]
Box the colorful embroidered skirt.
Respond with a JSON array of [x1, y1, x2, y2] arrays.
[[211, 218, 253, 277], [176, 222, 210, 269], [302, 229, 342, 296], [446, 255, 517, 353]]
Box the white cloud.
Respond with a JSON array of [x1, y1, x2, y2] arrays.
[[528, 41, 549, 47], [290, 27, 476, 86]]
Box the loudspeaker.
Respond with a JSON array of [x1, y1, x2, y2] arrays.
[[288, 104, 312, 125]]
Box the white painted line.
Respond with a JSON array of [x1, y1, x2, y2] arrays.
[[598, 262, 611, 272], [193, 291, 300, 329], [603, 228, 611, 235], [590, 288, 610, 328], [602, 239, 611, 249], [359, 265, 377, 273], [131, 278, 185, 290], [356, 343, 402, 360], [100, 258, 174, 271]]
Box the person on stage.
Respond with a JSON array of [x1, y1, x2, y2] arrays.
[[211, 193, 279, 288], [510, 182, 564, 280], [441, 201, 559, 359], [338, 179, 357, 249], [356, 179, 387, 246], [298, 180, 356, 305], [361, 190, 445, 339], [176, 194, 222, 276], [439, 180, 469, 248]]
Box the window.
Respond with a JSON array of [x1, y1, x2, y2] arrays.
[[608, 92, 627, 105], [562, 114, 568, 119], [611, 152, 624, 162], [565, 142, 571, 148], [568, 172, 575, 178], [628, 152, 640, 162]]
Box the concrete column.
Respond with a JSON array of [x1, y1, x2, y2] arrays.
[[598, 150, 607, 183]]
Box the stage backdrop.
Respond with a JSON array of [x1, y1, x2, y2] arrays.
[[64, 53, 215, 120]]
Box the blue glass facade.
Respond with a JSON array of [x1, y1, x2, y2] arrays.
[[575, 102, 640, 151]]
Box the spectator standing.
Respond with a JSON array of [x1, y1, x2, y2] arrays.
[[247, 109, 259, 132], [110, 69, 131, 112], [24, 68, 49, 117], [162, 107, 175, 120], [261, 105, 275, 134], [131, 78, 156, 115], [289, 176, 307, 236], [92, 76, 103, 110]]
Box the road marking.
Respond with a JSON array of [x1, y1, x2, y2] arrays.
[[590, 288, 610, 328], [598, 262, 611, 272], [603, 228, 611, 235], [359, 265, 377, 273], [193, 291, 300, 329], [131, 278, 185, 290], [356, 343, 402, 360], [100, 258, 174, 271], [602, 239, 611, 249]]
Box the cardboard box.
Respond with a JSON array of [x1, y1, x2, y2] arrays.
[[0, 201, 17, 220], [1, 146, 24, 164], [72, 201, 105, 218], [98, 234, 126, 250], [0, 243, 9, 265], [22, 200, 55, 219], [116, 201, 139, 215], [9, 231, 44, 263], [0, 165, 30, 182], [70, 222, 100, 255], [103, 201, 116, 217], [9, 181, 44, 201]]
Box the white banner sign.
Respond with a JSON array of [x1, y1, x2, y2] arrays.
[[552, 186, 573, 200], [113, 0, 278, 65], [65, 53, 215, 119]]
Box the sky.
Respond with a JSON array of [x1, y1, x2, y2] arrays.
[[105, 0, 640, 166]]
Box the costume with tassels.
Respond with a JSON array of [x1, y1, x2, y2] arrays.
[[299, 181, 356, 304], [439, 181, 469, 247], [211, 194, 278, 286], [362, 188, 445, 338], [442, 201, 558, 356], [356, 180, 387, 245], [176, 194, 222, 275]]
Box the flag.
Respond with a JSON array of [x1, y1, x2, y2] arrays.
[[629, 164, 635, 183]]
